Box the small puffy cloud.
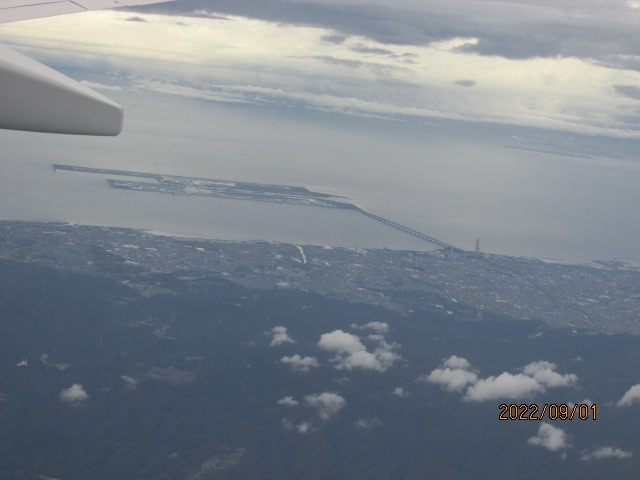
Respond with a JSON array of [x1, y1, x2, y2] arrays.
[[422, 355, 477, 392], [465, 373, 543, 402], [277, 396, 299, 407], [522, 361, 577, 388], [16, 359, 28, 367], [425, 367, 478, 393], [355, 418, 382, 430], [280, 355, 320, 373], [393, 387, 408, 397], [59, 384, 89, 404], [616, 384, 640, 407], [319, 330, 363, 353], [304, 392, 346, 420], [282, 418, 310, 433], [318, 330, 400, 372], [126, 16, 148, 23], [353, 322, 389, 334], [296, 421, 311, 434], [443, 355, 472, 370], [120, 375, 138, 390], [527, 424, 569, 452], [581, 447, 633, 461], [269, 326, 295, 347]]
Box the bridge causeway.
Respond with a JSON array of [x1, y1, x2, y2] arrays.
[[356, 209, 461, 251]]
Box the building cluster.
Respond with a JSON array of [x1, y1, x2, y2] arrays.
[[1, 220, 638, 335]]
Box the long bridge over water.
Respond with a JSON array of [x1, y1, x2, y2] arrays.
[[355, 208, 462, 252]]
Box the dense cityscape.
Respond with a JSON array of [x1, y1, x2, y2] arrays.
[[2, 220, 638, 335]]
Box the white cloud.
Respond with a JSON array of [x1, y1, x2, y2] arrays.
[[120, 375, 138, 390], [318, 330, 363, 353], [581, 447, 633, 461], [443, 355, 472, 370], [424, 367, 478, 393], [277, 396, 299, 407], [420, 355, 470, 390], [616, 384, 640, 407], [317, 329, 400, 372], [393, 387, 408, 397], [269, 326, 295, 347], [16, 359, 28, 367], [527, 423, 569, 452], [59, 384, 89, 404], [355, 418, 382, 430], [280, 354, 320, 373], [296, 421, 311, 434], [423, 355, 478, 392], [304, 392, 347, 420], [424, 355, 578, 402], [522, 361, 577, 388], [353, 321, 389, 333], [465, 372, 544, 402], [568, 399, 593, 408]]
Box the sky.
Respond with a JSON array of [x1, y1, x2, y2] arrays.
[[0, 0, 639, 261]]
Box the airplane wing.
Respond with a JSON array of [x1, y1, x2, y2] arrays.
[[0, 1, 173, 136]]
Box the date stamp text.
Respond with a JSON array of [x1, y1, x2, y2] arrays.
[[499, 403, 597, 421]]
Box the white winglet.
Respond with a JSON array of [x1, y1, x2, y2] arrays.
[[0, 43, 123, 135], [0, 0, 173, 135]]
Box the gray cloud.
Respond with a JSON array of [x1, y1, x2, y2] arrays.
[[281, 418, 312, 433], [310, 55, 363, 68], [280, 392, 346, 434], [454, 79, 476, 87], [280, 354, 320, 372], [350, 45, 394, 56], [322, 34, 347, 44], [614, 85, 640, 100], [134, 0, 640, 69], [304, 392, 347, 420], [126, 16, 148, 22]]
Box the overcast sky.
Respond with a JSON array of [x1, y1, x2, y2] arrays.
[[2, 0, 640, 137]]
